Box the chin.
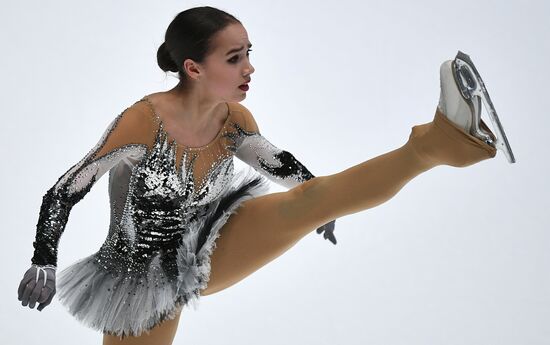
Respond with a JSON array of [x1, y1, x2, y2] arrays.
[[231, 93, 246, 102]]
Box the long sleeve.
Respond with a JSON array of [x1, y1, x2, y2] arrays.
[[233, 104, 338, 244], [30, 105, 153, 267], [234, 106, 315, 188], [235, 133, 315, 188]]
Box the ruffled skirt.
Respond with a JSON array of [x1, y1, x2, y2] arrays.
[[56, 168, 270, 339]]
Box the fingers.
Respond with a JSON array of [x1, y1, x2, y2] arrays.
[[38, 277, 56, 303], [18, 270, 36, 301], [19, 266, 57, 310], [27, 272, 47, 308], [324, 221, 337, 245], [317, 220, 337, 245], [37, 290, 54, 311], [19, 265, 57, 311], [316, 220, 337, 244], [37, 284, 51, 304], [325, 230, 337, 245], [20, 278, 37, 307], [36, 284, 55, 311]]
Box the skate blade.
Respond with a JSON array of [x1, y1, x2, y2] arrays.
[[453, 50, 516, 164]]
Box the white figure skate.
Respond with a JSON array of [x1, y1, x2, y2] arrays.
[[438, 50, 516, 164]]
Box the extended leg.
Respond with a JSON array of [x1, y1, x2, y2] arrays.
[[201, 108, 497, 296]]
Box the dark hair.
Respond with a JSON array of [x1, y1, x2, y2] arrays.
[[157, 6, 241, 88]]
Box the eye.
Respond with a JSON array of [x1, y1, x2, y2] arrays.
[[228, 49, 253, 64]]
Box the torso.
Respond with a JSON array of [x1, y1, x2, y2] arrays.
[[144, 92, 231, 149]]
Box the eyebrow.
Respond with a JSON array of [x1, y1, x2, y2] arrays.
[[226, 43, 253, 56]]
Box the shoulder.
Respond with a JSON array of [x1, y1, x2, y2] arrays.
[[126, 98, 158, 122], [114, 98, 159, 129], [102, 99, 157, 141], [227, 102, 260, 133]]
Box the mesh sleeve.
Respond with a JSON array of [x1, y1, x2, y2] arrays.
[[234, 105, 315, 189], [30, 105, 153, 267], [233, 103, 338, 245]]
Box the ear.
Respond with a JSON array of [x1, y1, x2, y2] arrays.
[[182, 58, 202, 80]]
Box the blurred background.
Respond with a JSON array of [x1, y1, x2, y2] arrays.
[[2, 1, 548, 344]]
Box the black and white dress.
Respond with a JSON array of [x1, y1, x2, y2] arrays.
[[29, 96, 334, 338]]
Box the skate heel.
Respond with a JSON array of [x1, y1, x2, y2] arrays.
[[452, 50, 516, 164]]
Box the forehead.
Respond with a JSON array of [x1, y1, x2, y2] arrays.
[[212, 23, 251, 52]]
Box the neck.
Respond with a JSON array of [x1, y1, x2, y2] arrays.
[[163, 83, 225, 132]]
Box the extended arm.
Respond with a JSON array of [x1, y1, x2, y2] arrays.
[[233, 104, 337, 244]]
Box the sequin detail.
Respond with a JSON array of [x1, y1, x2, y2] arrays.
[[30, 97, 330, 338]]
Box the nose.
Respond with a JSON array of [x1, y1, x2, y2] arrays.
[[245, 62, 255, 76]]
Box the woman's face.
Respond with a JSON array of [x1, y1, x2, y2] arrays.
[[187, 23, 255, 103]]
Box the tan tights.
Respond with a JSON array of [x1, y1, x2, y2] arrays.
[[102, 108, 497, 345]]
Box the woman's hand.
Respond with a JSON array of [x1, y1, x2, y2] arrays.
[[18, 265, 56, 311], [316, 219, 337, 245]]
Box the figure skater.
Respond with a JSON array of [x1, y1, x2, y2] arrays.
[[17, 6, 515, 345]]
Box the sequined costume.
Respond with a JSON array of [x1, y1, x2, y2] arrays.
[[29, 96, 335, 338]]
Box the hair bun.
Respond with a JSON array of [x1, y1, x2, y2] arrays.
[[157, 42, 179, 73]]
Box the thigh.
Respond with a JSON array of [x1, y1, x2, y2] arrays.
[[102, 306, 183, 345], [202, 176, 333, 296]]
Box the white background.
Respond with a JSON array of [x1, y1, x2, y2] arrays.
[[2, 1, 549, 344]]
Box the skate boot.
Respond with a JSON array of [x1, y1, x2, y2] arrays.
[[438, 50, 516, 163]]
